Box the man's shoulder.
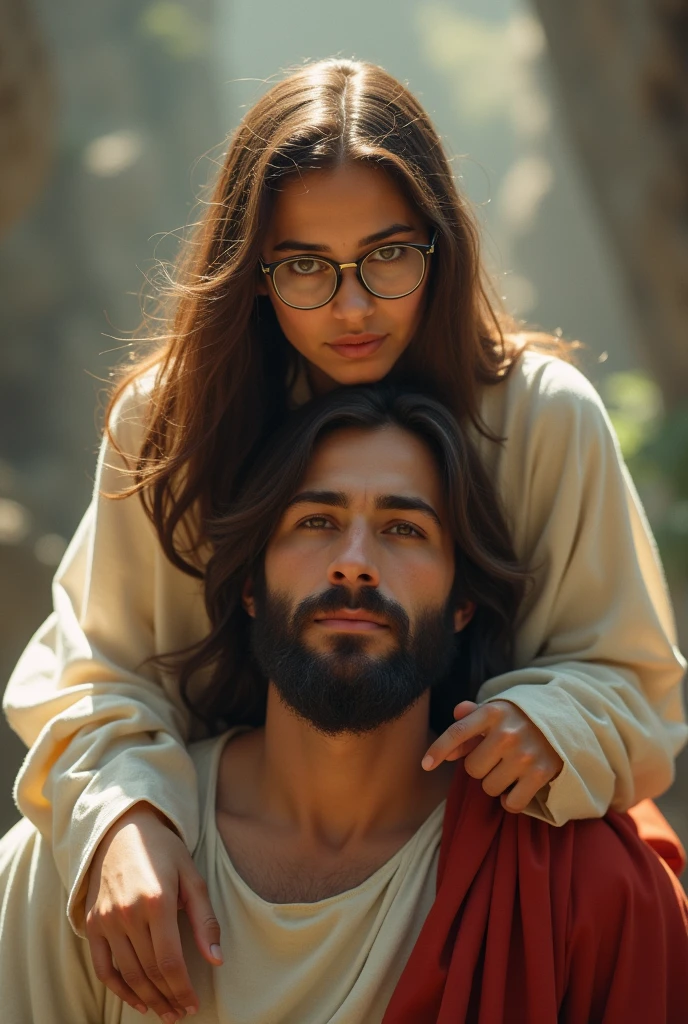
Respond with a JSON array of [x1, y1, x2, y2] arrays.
[[188, 728, 254, 818], [443, 775, 684, 926], [188, 732, 235, 820], [553, 809, 687, 947]]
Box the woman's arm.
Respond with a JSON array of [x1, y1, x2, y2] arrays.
[[2, 378, 220, 1017], [3, 376, 203, 922], [475, 353, 687, 824]]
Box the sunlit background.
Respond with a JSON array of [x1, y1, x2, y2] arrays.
[[1, 1, 687, 850]]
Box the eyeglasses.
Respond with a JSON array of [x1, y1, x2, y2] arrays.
[[259, 232, 437, 310]]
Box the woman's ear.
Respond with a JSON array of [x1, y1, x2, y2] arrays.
[[242, 576, 257, 618], [256, 269, 269, 296], [453, 601, 475, 633]]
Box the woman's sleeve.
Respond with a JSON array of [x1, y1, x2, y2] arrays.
[[0, 819, 108, 1023], [477, 355, 688, 825], [2, 378, 203, 933]]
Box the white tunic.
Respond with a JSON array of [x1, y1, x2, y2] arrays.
[[0, 733, 443, 1023]]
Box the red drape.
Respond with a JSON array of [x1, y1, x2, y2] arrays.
[[384, 769, 688, 1024]]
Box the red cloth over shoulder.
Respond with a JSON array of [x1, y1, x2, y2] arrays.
[[384, 769, 688, 1024]]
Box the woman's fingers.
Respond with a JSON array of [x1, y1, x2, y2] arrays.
[[88, 934, 148, 1015], [422, 699, 563, 816], [463, 727, 507, 780], [444, 735, 482, 762], [99, 930, 181, 1021], [422, 704, 489, 769], [83, 803, 212, 1017], [179, 865, 223, 966], [500, 768, 554, 813], [112, 930, 184, 1021], [479, 759, 520, 799], [148, 900, 201, 1016]]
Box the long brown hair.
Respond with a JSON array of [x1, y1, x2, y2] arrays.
[[175, 384, 529, 734], [105, 58, 573, 575]]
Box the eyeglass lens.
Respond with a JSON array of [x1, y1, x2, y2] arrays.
[[272, 244, 426, 309]]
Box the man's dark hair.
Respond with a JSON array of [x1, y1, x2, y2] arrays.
[[175, 384, 529, 734]]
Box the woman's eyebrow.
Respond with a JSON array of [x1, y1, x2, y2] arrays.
[[272, 223, 415, 254], [359, 223, 415, 247]]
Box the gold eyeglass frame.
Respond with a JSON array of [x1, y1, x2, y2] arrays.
[[259, 231, 438, 310]]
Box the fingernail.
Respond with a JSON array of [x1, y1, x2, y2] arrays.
[[210, 943, 223, 962], [135, 1005, 147, 1016], [421, 755, 434, 770], [185, 1010, 197, 1017], [162, 1014, 177, 1023]]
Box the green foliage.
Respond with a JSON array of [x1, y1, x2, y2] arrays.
[[604, 371, 688, 581], [138, 2, 208, 60], [605, 371, 663, 459]]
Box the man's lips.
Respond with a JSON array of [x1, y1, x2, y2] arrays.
[[313, 609, 390, 632], [327, 333, 387, 359]]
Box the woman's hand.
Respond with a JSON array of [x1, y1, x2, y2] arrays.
[[85, 802, 222, 1021], [422, 700, 564, 812]]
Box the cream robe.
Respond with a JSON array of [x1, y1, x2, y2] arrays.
[[3, 350, 686, 932], [0, 733, 442, 1024]]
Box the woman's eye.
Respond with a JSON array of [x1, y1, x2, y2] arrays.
[[300, 515, 334, 529], [289, 258, 325, 276], [370, 245, 405, 263], [387, 522, 422, 537]]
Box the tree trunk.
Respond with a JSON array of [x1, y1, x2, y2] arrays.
[[530, 0, 688, 406], [0, 0, 56, 234]]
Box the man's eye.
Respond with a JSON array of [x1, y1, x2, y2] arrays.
[[387, 522, 422, 537], [300, 516, 334, 529]]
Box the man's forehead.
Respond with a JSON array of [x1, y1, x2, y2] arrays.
[[295, 426, 444, 507]]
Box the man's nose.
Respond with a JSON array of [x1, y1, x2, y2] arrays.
[[327, 527, 380, 589], [331, 268, 375, 322]]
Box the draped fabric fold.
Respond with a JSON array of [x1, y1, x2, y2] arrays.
[[384, 769, 688, 1024]]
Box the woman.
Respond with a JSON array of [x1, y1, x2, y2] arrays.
[[3, 58, 686, 1021]]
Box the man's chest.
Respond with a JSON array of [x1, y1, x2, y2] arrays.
[[216, 813, 414, 903]]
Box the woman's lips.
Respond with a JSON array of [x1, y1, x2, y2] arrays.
[[327, 333, 387, 359]]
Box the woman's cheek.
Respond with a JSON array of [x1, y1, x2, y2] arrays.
[[271, 304, 324, 358]]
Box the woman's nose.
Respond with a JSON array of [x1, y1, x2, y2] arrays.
[[331, 268, 375, 322]]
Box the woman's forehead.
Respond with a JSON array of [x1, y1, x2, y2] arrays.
[[266, 164, 421, 248]]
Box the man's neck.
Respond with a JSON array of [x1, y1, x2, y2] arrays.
[[215, 685, 453, 901], [267, 686, 449, 844]]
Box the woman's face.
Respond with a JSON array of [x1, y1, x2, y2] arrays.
[[259, 163, 432, 392]]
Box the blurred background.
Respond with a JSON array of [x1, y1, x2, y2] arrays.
[[1, 1, 686, 851]]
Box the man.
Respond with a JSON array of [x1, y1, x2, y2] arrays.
[[1, 385, 687, 1023]]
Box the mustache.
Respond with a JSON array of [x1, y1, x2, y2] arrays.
[[291, 585, 410, 637]]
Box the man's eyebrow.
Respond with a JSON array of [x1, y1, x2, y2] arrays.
[[272, 223, 415, 255], [283, 490, 443, 528], [375, 495, 443, 529], [285, 490, 348, 510]]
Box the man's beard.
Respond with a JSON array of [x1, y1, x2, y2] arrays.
[[250, 582, 458, 735]]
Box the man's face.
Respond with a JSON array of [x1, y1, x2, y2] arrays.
[[246, 425, 473, 734]]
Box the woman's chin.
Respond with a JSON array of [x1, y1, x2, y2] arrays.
[[313, 353, 403, 389]]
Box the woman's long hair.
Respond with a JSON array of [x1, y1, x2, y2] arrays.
[[106, 57, 573, 575], [175, 385, 529, 735]]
